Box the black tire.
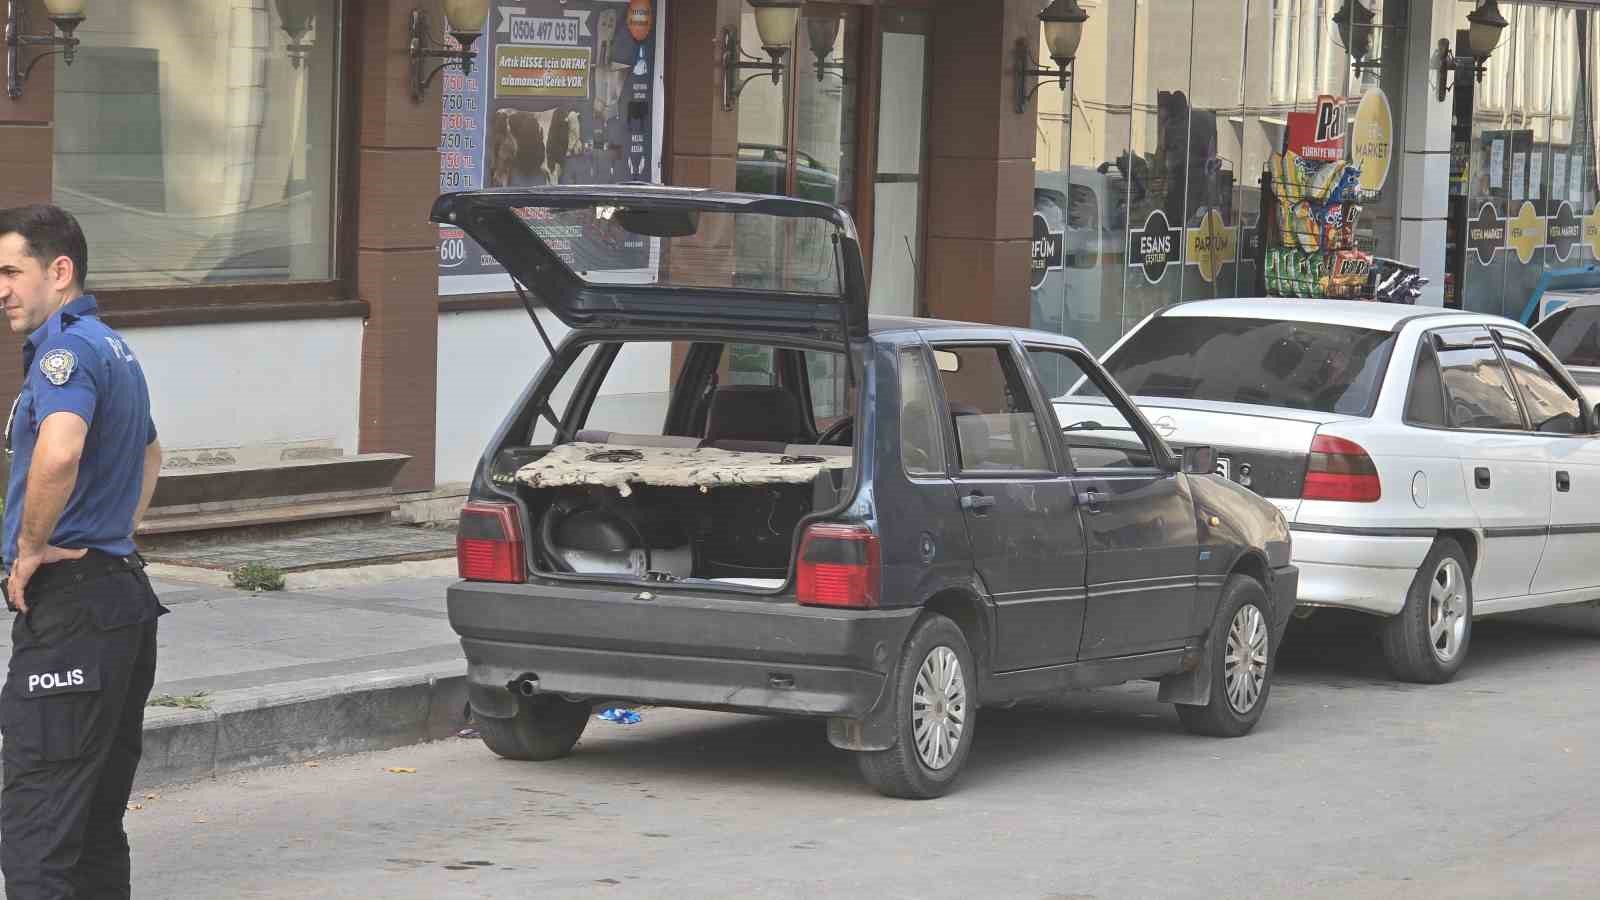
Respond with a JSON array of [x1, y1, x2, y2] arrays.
[[856, 614, 977, 799], [1176, 574, 1274, 738], [1380, 537, 1472, 684], [477, 695, 592, 761]]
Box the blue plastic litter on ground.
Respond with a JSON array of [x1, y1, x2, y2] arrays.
[[597, 707, 642, 725]]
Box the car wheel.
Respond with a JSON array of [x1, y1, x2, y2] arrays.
[[856, 613, 976, 799], [1176, 574, 1274, 738], [477, 695, 592, 761], [1380, 537, 1472, 684]]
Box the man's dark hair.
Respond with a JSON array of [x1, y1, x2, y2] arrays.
[[0, 204, 88, 290]]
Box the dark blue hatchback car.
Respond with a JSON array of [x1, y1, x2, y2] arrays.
[[432, 185, 1297, 798]]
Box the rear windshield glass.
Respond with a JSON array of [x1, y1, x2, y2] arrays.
[[516, 206, 843, 296], [1088, 316, 1396, 415]]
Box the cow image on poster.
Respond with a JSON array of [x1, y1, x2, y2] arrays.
[[488, 106, 584, 187]]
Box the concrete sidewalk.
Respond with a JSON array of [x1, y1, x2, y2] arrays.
[[0, 562, 470, 789]]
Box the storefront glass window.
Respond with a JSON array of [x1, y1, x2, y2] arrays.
[[1457, 3, 1600, 322], [1029, 0, 1407, 354], [1031, 0, 1136, 353], [867, 9, 930, 317], [53, 1, 341, 290]]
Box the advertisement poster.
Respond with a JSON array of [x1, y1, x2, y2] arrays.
[[437, 0, 667, 295], [1512, 152, 1527, 200], [1286, 95, 1345, 163], [1489, 139, 1505, 189], [1530, 153, 1543, 200], [1553, 151, 1568, 202]]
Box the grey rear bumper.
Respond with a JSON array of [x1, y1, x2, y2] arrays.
[[448, 580, 921, 721]]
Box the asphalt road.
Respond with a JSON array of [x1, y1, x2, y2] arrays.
[[123, 613, 1600, 899]]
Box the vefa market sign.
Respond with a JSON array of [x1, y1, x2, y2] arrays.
[[1130, 208, 1177, 284], [1031, 212, 1064, 289], [1550, 202, 1582, 262], [1468, 203, 1506, 266]]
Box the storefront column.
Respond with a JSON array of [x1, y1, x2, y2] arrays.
[[1396, 0, 1456, 307], [665, 0, 742, 191], [922, 0, 1038, 326], [351, 1, 442, 491], [0, 0, 54, 405]]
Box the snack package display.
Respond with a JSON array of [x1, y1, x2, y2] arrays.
[[1328, 249, 1373, 296]]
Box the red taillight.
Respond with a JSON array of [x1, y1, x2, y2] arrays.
[[796, 523, 880, 609], [1303, 435, 1381, 502], [458, 501, 528, 582]]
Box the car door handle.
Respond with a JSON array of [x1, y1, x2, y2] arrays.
[[961, 492, 996, 514], [1475, 467, 1491, 489], [1557, 470, 1571, 492], [1077, 489, 1105, 513]]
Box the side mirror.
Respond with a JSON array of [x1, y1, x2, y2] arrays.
[[1592, 403, 1600, 433], [1180, 444, 1217, 476]]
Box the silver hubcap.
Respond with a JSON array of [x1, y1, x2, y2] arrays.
[[1224, 604, 1269, 715], [1428, 557, 1468, 663], [912, 646, 966, 770]]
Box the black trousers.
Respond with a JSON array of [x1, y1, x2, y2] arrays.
[[0, 555, 164, 899]]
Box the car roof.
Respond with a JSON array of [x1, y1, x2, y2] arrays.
[[867, 315, 1091, 351], [1154, 297, 1488, 331]]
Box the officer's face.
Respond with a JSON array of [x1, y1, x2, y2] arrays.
[[0, 233, 73, 335]]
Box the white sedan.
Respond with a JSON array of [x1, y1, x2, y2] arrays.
[[1053, 298, 1600, 683]]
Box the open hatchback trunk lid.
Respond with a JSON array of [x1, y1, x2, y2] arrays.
[[430, 185, 869, 343]]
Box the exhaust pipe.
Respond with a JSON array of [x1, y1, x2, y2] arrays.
[[510, 674, 540, 697]]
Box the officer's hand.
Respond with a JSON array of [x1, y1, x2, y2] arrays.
[[7, 544, 88, 614]]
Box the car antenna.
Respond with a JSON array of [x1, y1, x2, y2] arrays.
[[512, 277, 558, 358]]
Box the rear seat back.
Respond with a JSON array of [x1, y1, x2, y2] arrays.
[[573, 430, 702, 449]]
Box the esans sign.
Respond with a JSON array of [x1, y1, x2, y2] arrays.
[[1031, 212, 1064, 289], [1130, 209, 1177, 284]]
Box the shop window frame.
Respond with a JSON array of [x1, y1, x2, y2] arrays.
[[80, 4, 365, 330]]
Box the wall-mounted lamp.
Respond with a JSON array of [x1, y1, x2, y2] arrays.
[[1014, 0, 1088, 114], [6, 0, 87, 101], [806, 16, 846, 83], [1332, 0, 1379, 77], [409, 0, 490, 102], [1436, 0, 1508, 102], [276, 0, 317, 70], [721, 0, 801, 111]]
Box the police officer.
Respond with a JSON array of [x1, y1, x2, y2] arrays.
[[0, 204, 164, 899]]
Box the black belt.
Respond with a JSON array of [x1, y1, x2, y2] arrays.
[[22, 550, 145, 599]]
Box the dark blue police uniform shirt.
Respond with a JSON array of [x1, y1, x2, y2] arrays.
[[3, 295, 157, 567]]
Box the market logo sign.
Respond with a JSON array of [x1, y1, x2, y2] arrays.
[[1031, 212, 1064, 290], [1130, 209, 1177, 285], [1508, 202, 1547, 265], [1468, 203, 1506, 266], [1351, 88, 1393, 194], [1550, 202, 1582, 262], [1186, 209, 1236, 284], [1584, 209, 1600, 260]]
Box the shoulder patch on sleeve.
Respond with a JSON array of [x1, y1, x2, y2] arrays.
[[39, 348, 77, 386]]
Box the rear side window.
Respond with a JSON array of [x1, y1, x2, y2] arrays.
[[1497, 334, 1582, 434], [1435, 338, 1525, 431], [532, 344, 600, 444], [581, 342, 677, 436], [1096, 317, 1396, 415], [931, 345, 1050, 471], [898, 349, 947, 475], [1534, 306, 1600, 368], [1404, 343, 1447, 428]]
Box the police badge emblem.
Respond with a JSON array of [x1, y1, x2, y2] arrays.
[[40, 349, 76, 386]]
